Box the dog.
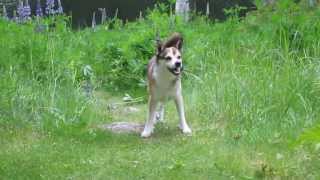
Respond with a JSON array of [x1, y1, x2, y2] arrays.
[[141, 33, 192, 138]]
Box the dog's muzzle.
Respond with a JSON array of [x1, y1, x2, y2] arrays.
[[168, 66, 184, 76]]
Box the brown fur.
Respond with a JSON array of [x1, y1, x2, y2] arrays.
[[157, 33, 183, 58], [147, 56, 156, 94], [163, 33, 183, 50]]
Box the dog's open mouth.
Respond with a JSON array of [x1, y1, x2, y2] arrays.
[[168, 66, 183, 76]]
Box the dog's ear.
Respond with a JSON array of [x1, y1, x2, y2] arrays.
[[163, 33, 183, 50], [156, 41, 163, 57]]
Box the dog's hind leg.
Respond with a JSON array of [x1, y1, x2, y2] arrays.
[[174, 94, 192, 134], [141, 97, 158, 138], [156, 103, 165, 123]]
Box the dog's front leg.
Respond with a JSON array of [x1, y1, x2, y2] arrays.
[[141, 96, 158, 138], [174, 93, 192, 134], [156, 103, 165, 123]]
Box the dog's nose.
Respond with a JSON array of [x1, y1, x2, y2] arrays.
[[175, 62, 181, 68]]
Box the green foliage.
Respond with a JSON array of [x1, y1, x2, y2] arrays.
[[297, 125, 320, 144]]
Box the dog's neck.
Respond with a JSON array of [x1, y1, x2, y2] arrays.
[[153, 62, 180, 88]]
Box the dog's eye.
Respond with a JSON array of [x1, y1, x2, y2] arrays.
[[177, 56, 181, 59], [165, 57, 172, 61]]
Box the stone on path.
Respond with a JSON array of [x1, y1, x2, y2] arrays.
[[101, 122, 144, 134], [123, 106, 140, 114]]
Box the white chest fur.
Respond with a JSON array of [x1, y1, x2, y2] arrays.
[[152, 66, 181, 101]]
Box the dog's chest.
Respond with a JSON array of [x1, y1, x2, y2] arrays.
[[153, 70, 179, 101]]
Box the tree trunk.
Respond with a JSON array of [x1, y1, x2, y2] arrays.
[[175, 0, 189, 21], [308, 0, 317, 7], [0, 0, 17, 15], [264, 0, 276, 6]]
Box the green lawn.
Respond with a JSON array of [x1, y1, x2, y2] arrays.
[[1, 91, 319, 179]]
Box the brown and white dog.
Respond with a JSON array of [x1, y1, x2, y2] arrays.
[[141, 33, 192, 138]]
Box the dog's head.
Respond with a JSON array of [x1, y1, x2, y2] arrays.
[[156, 33, 184, 76]]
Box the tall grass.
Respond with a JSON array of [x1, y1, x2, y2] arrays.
[[1, 1, 319, 135]]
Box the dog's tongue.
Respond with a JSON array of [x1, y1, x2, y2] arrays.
[[174, 67, 181, 74]]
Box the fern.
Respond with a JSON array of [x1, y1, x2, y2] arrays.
[[297, 124, 320, 145]]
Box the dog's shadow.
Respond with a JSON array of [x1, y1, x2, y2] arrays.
[[147, 123, 190, 140], [96, 121, 189, 143]]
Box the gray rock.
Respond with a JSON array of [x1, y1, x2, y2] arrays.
[[101, 122, 144, 134], [123, 106, 140, 114]]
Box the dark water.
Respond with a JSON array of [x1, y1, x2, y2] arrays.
[[61, 0, 158, 28], [4, 0, 256, 27], [63, 0, 256, 27], [191, 0, 256, 20]]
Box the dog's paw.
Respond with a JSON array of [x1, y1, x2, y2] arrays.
[[180, 126, 192, 135], [182, 128, 192, 134], [141, 130, 152, 138]]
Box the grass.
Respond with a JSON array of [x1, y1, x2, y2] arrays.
[[1, 1, 320, 179]]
